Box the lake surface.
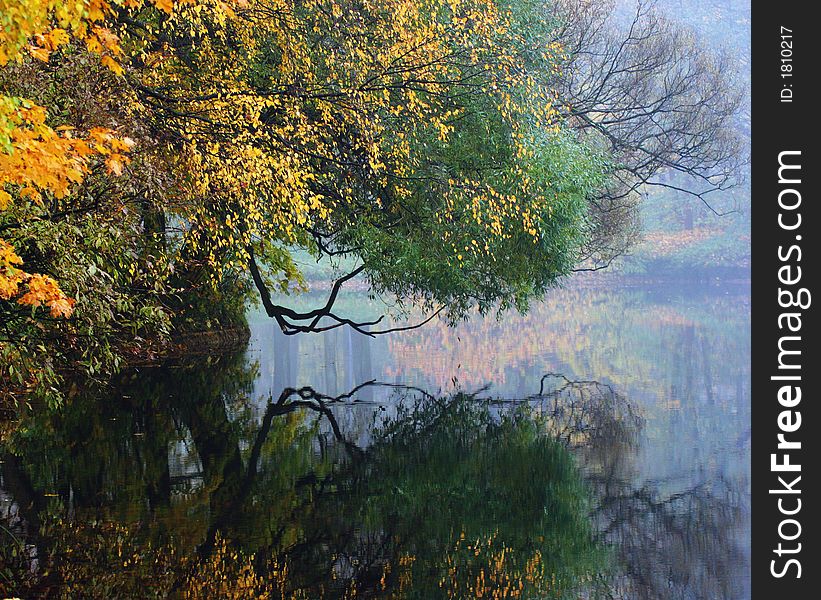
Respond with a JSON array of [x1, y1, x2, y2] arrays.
[[1, 274, 750, 599]]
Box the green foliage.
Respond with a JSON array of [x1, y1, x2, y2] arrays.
[[1, 170, 174, 407], [351, 395, 603, 598], [348, 128, 608, 321]]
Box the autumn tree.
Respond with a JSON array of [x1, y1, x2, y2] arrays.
[[1, 0, 746, 405], [1, 0, 187, 404], [124, 0, 742, 335], [116, 0, 608, 335]]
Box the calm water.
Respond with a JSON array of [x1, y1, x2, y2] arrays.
[[1, 275, 750, 599]]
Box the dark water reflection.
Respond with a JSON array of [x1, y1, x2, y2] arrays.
[[1, 277, 750, 598]]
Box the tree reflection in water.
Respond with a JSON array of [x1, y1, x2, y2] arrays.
[[521, 375, 748, 600], [1, 357, 747, 599]]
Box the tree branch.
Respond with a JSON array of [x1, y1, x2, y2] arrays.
[[248, 245, 445, 336]]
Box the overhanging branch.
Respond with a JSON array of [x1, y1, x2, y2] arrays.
[[248, 246, 444, 336]]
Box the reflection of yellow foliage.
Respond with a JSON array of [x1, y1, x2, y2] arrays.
[[385, 282, 748, 406], [184, 536, 265, 599], [29, 519, 311, 599], [645, 305, 695, 328], [436, 531, 556, 600], [352, 532, 562, 600], [12, 519, 566, 599]]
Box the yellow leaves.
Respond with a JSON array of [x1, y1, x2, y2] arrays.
[[29, 27, 71, 61], [91, 26, 122, 54], [106, 154, 126, 175], [19, 103, 47, 127], [46, 293, 77, 318], [105, 152, 129, 176], [85, 36, 103, 54], [17, 274, 56, 306], [86, 0, 111, 21], [1, 239, 30, 296], [25, 27, 71, 61], [1, 0, 136, 203], [86, 26, 126, 73], [0, 103, 136, 202], [0, 95, 133, 321], [1, 0, 103, 65], [0, 239, 24, 271], [46, 27, 70, 48], [91, 0, 567, 288], [2, 126, 87, 198], [0, 275, 21, 300], [1, 0, 135, 78], [102, 131, 137, 153]]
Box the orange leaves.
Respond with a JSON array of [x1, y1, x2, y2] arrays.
[[152, 0, 176, 13], [19, 186, 42, 202], [89, 127, 136, 153], [90, 126, 135, 175], [0, 269, 24, 301], [28, 27, 72, 61], [1, 242, 75, 317], [0, 1, 101, 65], [1, 127, 91, 199], [0, 239, 24, 277], [44, 27, 70, 48], [86, 25, 126, 74], [0, 103, 135, 203], [32, 25, 126, 74], [17, 103, 47, 127], [0, 0, 138, 322], [28, 45, 51, 62], [0, 0, 134, 76], [100, 55, 124, 75], [0, 115, 130, 315], [106, 155, 126, 175], [16, 273, 76, 317]]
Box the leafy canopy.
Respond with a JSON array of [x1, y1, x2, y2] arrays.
[[116, 0, 605, 318], [1, 0, 610, 403]]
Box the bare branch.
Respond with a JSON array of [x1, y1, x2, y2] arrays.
[[248, 245, 445, 336]]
